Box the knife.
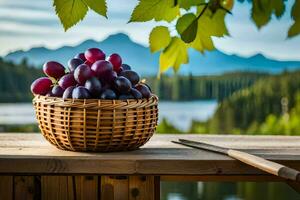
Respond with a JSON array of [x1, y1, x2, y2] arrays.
[[172, 139, 300, 182]]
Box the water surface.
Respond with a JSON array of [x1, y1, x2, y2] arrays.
[[158, 100, 217, 131], [0, 101, 218, 131]]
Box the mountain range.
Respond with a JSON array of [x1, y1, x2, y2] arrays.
[[4, 33, 300, 76]]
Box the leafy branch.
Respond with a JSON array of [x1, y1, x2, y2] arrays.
[[53, 0, 300, 74]]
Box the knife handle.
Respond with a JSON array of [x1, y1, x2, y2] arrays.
[[227, 149, 300, 182]]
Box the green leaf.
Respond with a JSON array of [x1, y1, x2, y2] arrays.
[[273, 0, 285, 18], [53, 0, 88, 31], [251, 0, 285, 29], [209, 9, 229, 37], [149, 26, 171, 53], [129, 0, 180, 22], [83, 0, 107, 17], [288, 22, 300, 38], [251, 0, 272, 28], [288, 0, 300, 38], [196, 6, 229, 36], [291, 0, 300, 20], [190, 7, 228, 53], [176, 13, 198, 43], [159, 37, 189, 73], [178, 0, 204, 10], [190, 23, 214, 53]]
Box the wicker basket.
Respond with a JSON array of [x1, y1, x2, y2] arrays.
[[33, 95, 158, 152]]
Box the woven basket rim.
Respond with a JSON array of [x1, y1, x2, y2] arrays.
[[33, 95, 159, 109]]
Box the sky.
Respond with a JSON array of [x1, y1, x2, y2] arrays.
[[0, 0, 299, 60]]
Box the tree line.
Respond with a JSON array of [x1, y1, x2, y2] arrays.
[[188, 70, 300, 134], [147, 72, 267, 101], [0, 58, 42, 102], [0, 57, 267, 102]]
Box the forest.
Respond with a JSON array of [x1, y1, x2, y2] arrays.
[[205, 71, 300, 135], [157, 70, 300, 135], [0, 58, 42, 102], [147, 72, 268, 101]]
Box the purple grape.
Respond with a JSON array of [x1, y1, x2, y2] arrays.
[[114, 76, 132, 94], [58, 73, 77, 89], [51, 85, 65, 97], [130, 88, 143, 99], [135, 84, 151, 98], [100, 83, 112, 93], [119, 94, 134, 100], [68, 58, 84, 72], [121, 64, 131, 71], [85, 77, 102, 97], [107, 53, 122, 72], [74, 53, 86, 61], [91, 60, 113, 78], [63, 86, 75, 99], [43, 61, 65, 79], [31, 77, 53, 95], [117, 67, 124, 75], [119, 70, 140, 85], [102, 70, 117, 84], [72, 86, 91, 99], [85, 48, 105, 63], [46, 90, 53, 97], [74, 64, 93, 85], [100, 89, 117, 100], [84, 60, 93, 67], [143, 83, 152, 92]]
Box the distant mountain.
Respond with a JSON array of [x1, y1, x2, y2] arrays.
[[4, 33, 300, 76], [5, 33, 159, 75]]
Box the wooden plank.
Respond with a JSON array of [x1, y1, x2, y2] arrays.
[[1, 133, 300, 149], [2, 147, 299, 159], [1, 156, 300, 175], [0, 158, 137, 174], [0, 134, 299, 175], [161, 175, 285, 182], [14, 176, 40, 200], [101, 176, 114, 200], [0, 176, 13, 200], [154, 176, 160, 200], [74, 176, 98, 200], [101, 176, 129, 200], [135, 159, 300, 175], [41, 176, 74, 200], [129, 176, 155, 200]]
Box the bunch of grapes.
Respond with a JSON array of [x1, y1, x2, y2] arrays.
[[31, 48, 152, 100]]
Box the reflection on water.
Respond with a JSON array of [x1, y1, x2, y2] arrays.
[[161, 182, 300, 200], [158, 100, 217, 131], [0, 103, 35, 124]]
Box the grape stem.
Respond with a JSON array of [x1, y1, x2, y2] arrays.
[[173, 0, 178, 7], [196, 3, 232, 21], [220, 7, 232, 14], [196, 3, 208, 20]]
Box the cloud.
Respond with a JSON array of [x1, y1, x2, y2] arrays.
[[213, 0, 300, 60], [0, 0, 299, 60]]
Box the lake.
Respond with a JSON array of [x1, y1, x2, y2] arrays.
[[0, 100, 218, 131]]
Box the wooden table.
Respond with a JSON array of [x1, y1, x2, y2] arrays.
[[0, 133, 300, 199]]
